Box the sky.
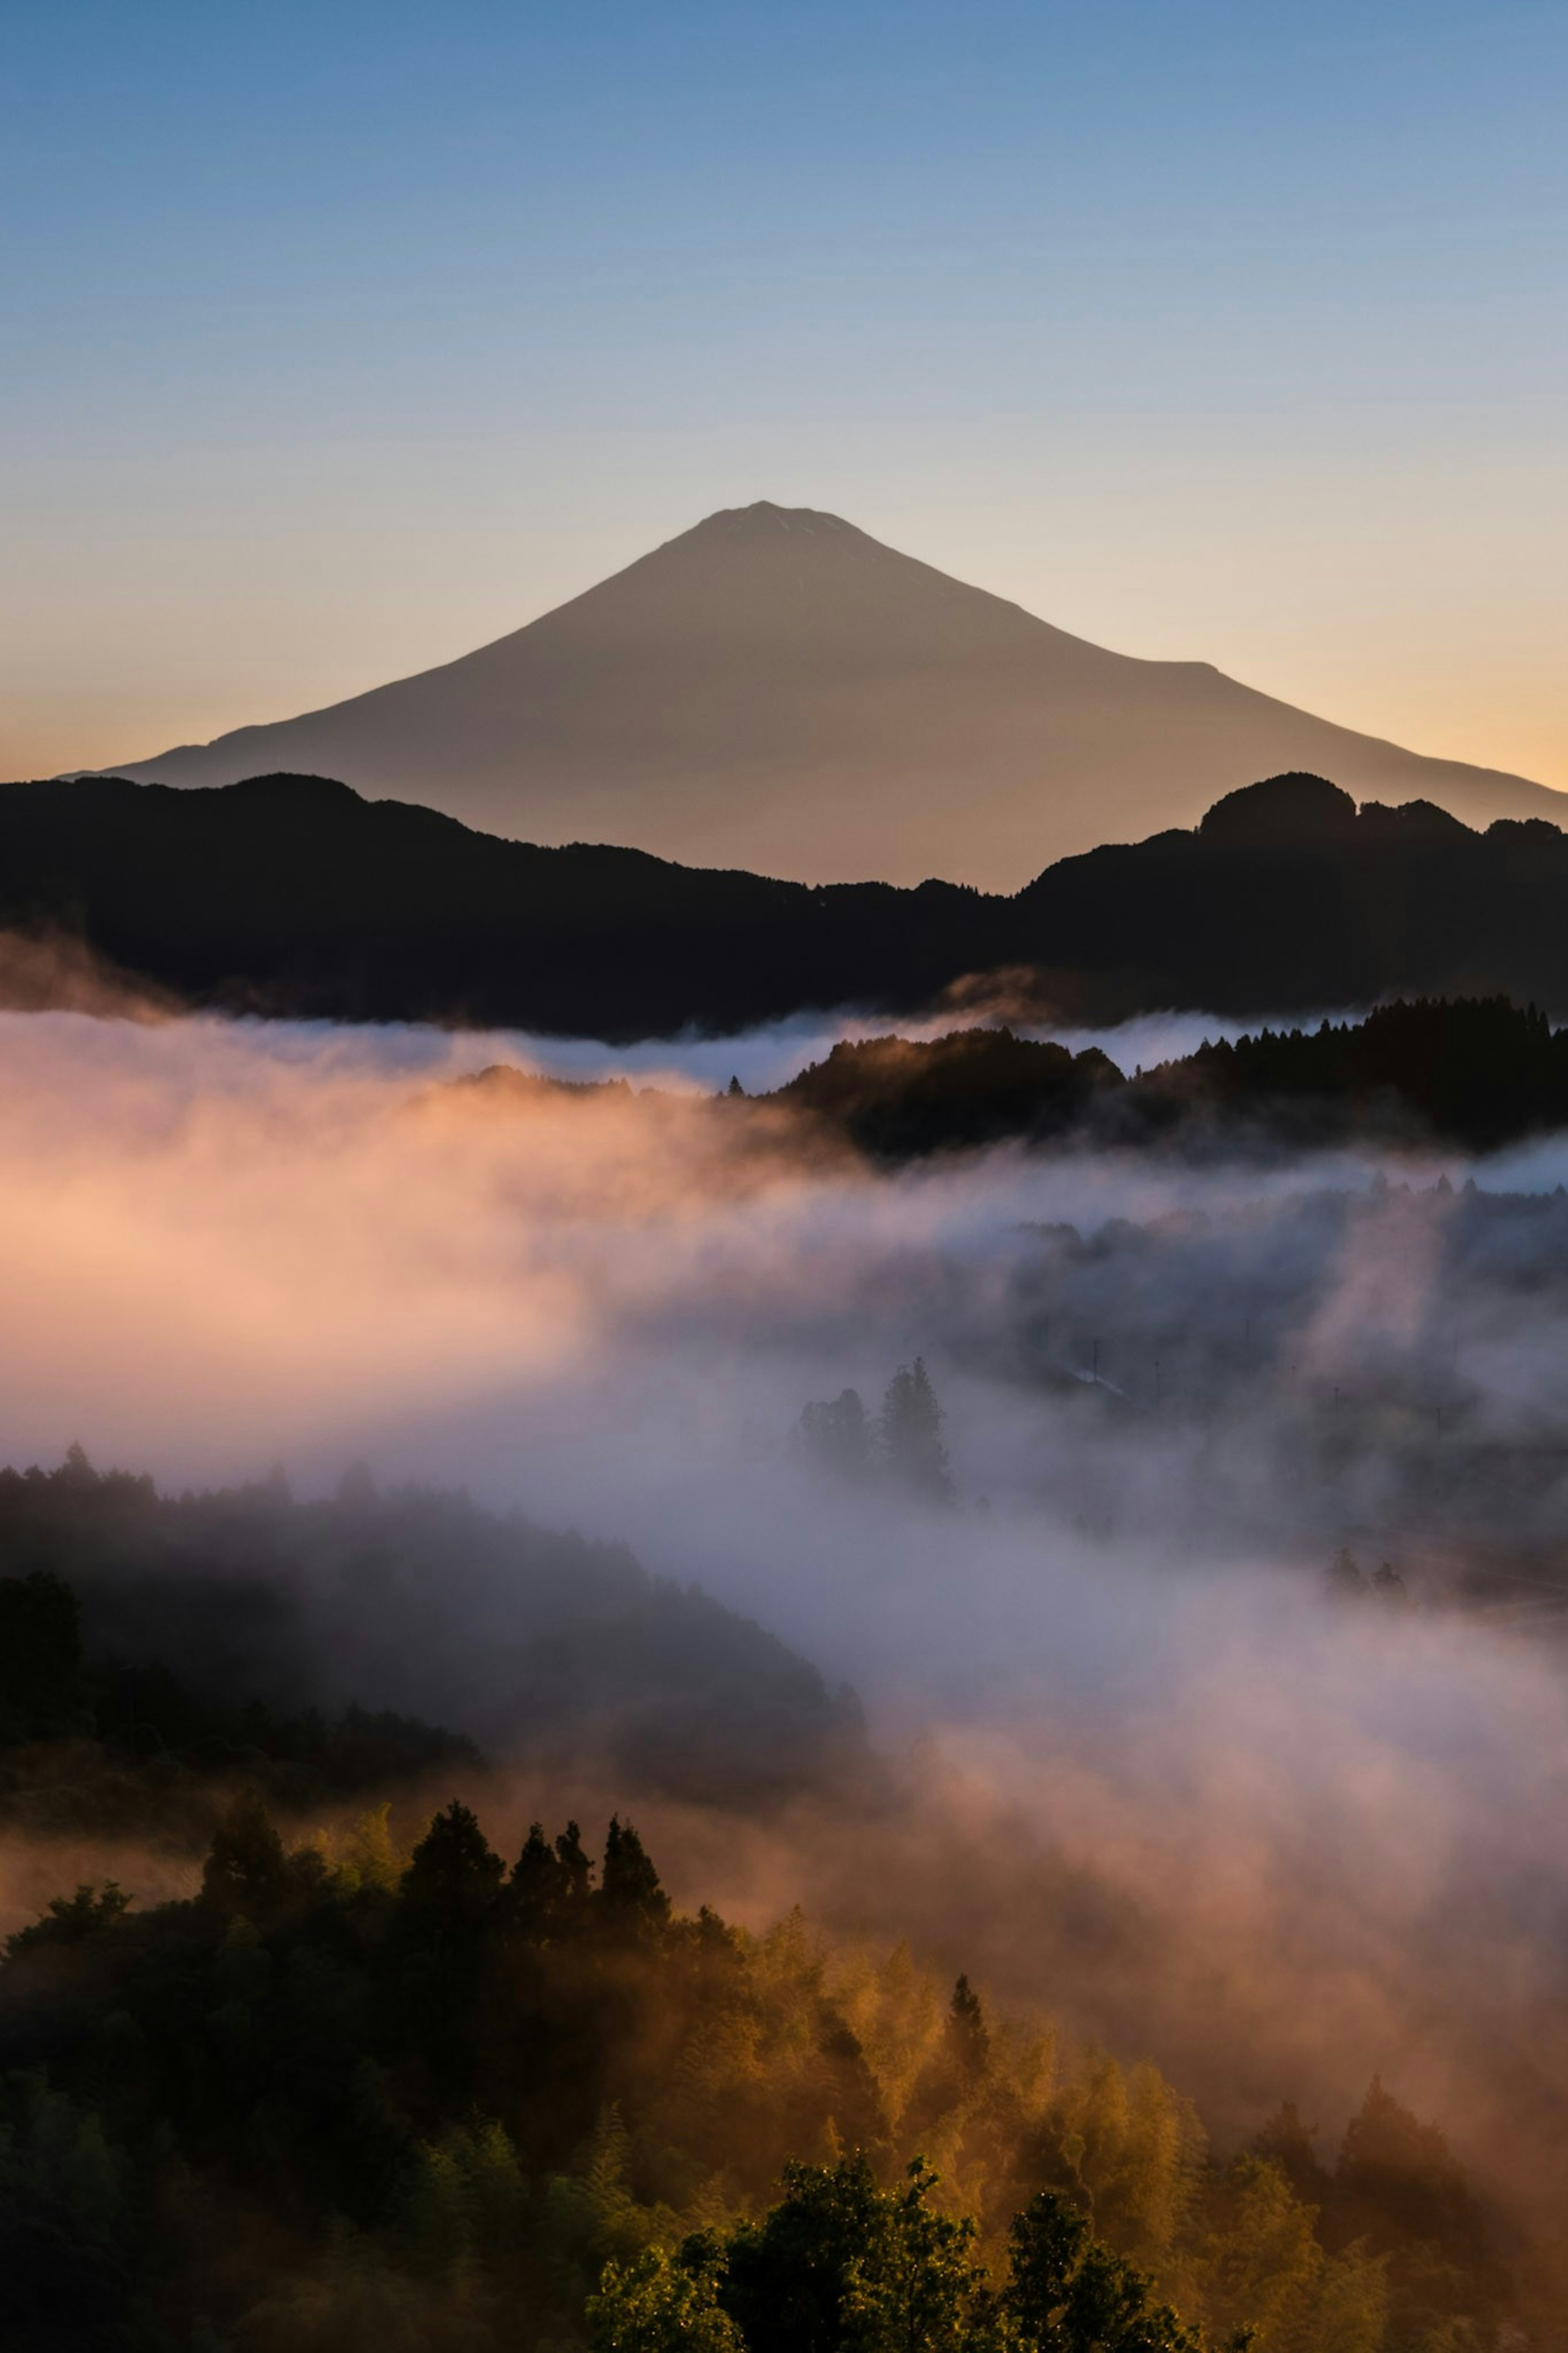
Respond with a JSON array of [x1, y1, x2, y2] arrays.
[[2, 0, 1565, 787]]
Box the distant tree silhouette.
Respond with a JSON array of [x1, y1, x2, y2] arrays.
[[59, 1439, 97, 1488], [1251, 2102, 1332, 2207], [879, 1357, 952, 1503], [797, 1387, 873, 1482], [1325, 1546, 1367, 1601], [336, 1458, 379, 1507], [944, 1973, 990, 2084], [1335, 2075, 1487, 2263]]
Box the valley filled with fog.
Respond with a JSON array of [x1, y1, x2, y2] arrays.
[[2, 1001, 1566, 2308]]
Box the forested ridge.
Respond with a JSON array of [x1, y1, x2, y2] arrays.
[[470, 997, 1568, 1160], [0, 1795, 1525, 2353], [764, 995, 1568, 1158], [0, 1450, 866, 1828], [6, 769, 1568, 1035], [0, 1459, 1555, 2348]]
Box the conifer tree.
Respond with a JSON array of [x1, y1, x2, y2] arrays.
[[602, 1816, 671, 1932], [555, 1818, 595, 1909], [879, 1356, 952, 1503], [510, 1820, 569, 1933], [402, 1799, 505, 1931], [200, 1791, 290, 1916], [945, 1973, 990, 2083], [798, 1387, 873, 1481], [1325, 1546, 1366, 1600]]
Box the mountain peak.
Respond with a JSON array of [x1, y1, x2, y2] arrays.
[[1199, 772, 1359, 846], [94, 506, 1564, 890], [676, 501, 863, 545]]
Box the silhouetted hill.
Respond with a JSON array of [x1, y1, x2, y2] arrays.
[[88, 502, 1564, 888], [4, 768, 1568, 1035], [768, 999, 1568, 1160], [771, 1029, 1124, 1158]]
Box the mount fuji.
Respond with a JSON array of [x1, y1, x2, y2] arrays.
[[96, 502, 1564, 891]]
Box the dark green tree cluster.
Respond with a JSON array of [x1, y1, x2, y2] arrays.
[[590, 2157, 1235, 2352], [1181, 997, 1568, 1153]]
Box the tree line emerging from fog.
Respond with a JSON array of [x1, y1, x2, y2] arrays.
[[766, 997, 1568, 1160], [0, 1798, 1516, 2353], [470, 996, 1568, 1163]]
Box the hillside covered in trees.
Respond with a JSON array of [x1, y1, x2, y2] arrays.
[[1, 1796, 1530, 2353], [0, 1451, 865, 1830], [461, 996, 1568, 1161], [5, 769, 1568, 1035], [764, 997, 1568, 1160]]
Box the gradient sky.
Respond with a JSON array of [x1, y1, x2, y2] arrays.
[[3, 0, 1565, 785]]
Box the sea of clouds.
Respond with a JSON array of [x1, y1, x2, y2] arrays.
[[0, 1000, 1565, 2237]]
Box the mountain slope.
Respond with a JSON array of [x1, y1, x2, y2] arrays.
[[97, 504, 1564, 891], [6, 768, 1568, 1035]]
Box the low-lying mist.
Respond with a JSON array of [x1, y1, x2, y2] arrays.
[[2, 1002, 1567, 2270]]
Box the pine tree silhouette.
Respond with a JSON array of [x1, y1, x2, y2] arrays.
[[879, 1357, 952, 1503]]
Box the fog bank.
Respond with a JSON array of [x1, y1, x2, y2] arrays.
[[1, 1004, 1566, 2251]]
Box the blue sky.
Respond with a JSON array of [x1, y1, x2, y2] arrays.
[[3, 0, 1565, 780]]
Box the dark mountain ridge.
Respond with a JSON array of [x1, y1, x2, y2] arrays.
[[3, 767, 1568, 1035]]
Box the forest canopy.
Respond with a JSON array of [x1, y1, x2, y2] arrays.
[[765, 998, 1568, 1160], [0, 1797, 1520, 2353]]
